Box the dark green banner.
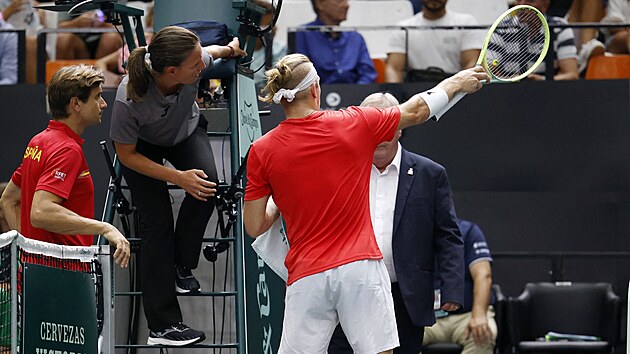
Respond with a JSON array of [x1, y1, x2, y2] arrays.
[[23, 264, 97, 354], [238, 72, 286, 354], [244, 235, 286, 354]]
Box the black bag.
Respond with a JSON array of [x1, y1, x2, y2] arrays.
[[173, 20, 230, 46], [406, 67, 452, 82], [173, 20, 235, 80]]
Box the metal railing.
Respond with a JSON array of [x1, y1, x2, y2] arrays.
[[287, 22, 630, 81]]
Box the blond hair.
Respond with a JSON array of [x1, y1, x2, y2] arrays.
[[126, 26, 200, 102], [47, 64, 105, 119], [259, 54, 314, 103]]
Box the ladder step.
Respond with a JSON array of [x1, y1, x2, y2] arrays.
[[115, 343, 238, 349], [207, 131, 231, 137]]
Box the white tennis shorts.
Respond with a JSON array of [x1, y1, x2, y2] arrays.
[[278, 259, 399, 354]]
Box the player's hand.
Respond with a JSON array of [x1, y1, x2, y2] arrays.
[[175, 169, 217, 201], [227, 37, 247, 58], [103, 225, 130, 268], [457, 66, 490, 93], [439, 66, 489, 97], [464, 314, 493, 346]]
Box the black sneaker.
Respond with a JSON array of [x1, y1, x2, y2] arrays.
[[175, 265, 201, 294], [147, 322, 206, 346]]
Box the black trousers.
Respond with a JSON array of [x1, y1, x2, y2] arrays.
[[328, 282, 425, 354], [121, 122, 217, 331]]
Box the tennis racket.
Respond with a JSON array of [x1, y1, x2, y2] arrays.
[[434, 5, 550, 118]]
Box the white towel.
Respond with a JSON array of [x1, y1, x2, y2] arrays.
[[251, 217, 290, 282]]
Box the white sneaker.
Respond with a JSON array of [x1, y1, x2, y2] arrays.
[[578, 39, 605, 73]]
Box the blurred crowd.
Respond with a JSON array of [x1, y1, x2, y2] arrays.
[[0, 0, 628, 84]]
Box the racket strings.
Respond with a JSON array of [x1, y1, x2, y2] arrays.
[[484, 9, 547, 80]]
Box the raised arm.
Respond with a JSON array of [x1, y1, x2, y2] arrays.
[[397, 66, 489, 130], [204, 37, 247, 59]]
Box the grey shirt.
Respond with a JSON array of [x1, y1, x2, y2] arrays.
[[110, 50, 212, 146]]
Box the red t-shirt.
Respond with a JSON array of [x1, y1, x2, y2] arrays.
[[11, 120, 94, 246], [245, 106, 400, 284]]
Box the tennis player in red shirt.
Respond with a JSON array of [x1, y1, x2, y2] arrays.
[[1, 64, 129, 268], [244, 53, 487, 354]]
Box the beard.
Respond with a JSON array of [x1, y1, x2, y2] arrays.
[[423, 0, 447, 13]]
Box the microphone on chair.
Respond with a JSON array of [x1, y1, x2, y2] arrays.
[[203, 241, 230, 262]]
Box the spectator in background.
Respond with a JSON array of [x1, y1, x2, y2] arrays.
[[516, 0, 579, 80], [55, 9, 122, 60], [294, 0, 376, 84], [423, 219, 497, 354], [95, 3, 155, 88], [565, 0, 606, 74], [386, 0, 483, 83], [251, 0, 286, 91], [1, 0, 42, 83], [0, 13, 17, 84], [602, 0, 630, 54], [328, 92, 465, 354]]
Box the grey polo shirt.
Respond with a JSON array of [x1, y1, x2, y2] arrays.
[[110, 50, 212, 146]]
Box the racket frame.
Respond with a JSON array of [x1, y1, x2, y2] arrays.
[[478, 4, 551, 82]]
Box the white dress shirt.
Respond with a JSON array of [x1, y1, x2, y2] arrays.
[[369, 143, 402, 282]]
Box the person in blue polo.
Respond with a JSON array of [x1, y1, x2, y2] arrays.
[[424, 219, 497, 354], [294, 0, 376, 84]]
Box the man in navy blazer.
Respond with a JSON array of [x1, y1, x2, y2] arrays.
[[329, 92, 465, 354]]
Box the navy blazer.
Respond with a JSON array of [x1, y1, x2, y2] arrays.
[[392, 148, 465, 326]]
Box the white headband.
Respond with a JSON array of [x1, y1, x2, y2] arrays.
[[273, 63, 318, 104]]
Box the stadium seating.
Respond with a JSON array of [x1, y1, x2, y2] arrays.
[[585, 54, 630, 80], [509, 282, 620, 353]]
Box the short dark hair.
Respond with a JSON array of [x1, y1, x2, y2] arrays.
[[47, 64, 104, 119]]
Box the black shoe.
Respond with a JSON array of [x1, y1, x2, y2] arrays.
[[147, 322, 206, 346], [175, 265, 201, 294]]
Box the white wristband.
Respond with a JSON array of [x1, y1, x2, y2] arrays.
[[418, 87, 449, 121]]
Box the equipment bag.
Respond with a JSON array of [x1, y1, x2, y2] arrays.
[[173, 20, 230, 46]]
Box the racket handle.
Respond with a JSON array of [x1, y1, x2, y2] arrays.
[[434, 92, 466, 120]]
